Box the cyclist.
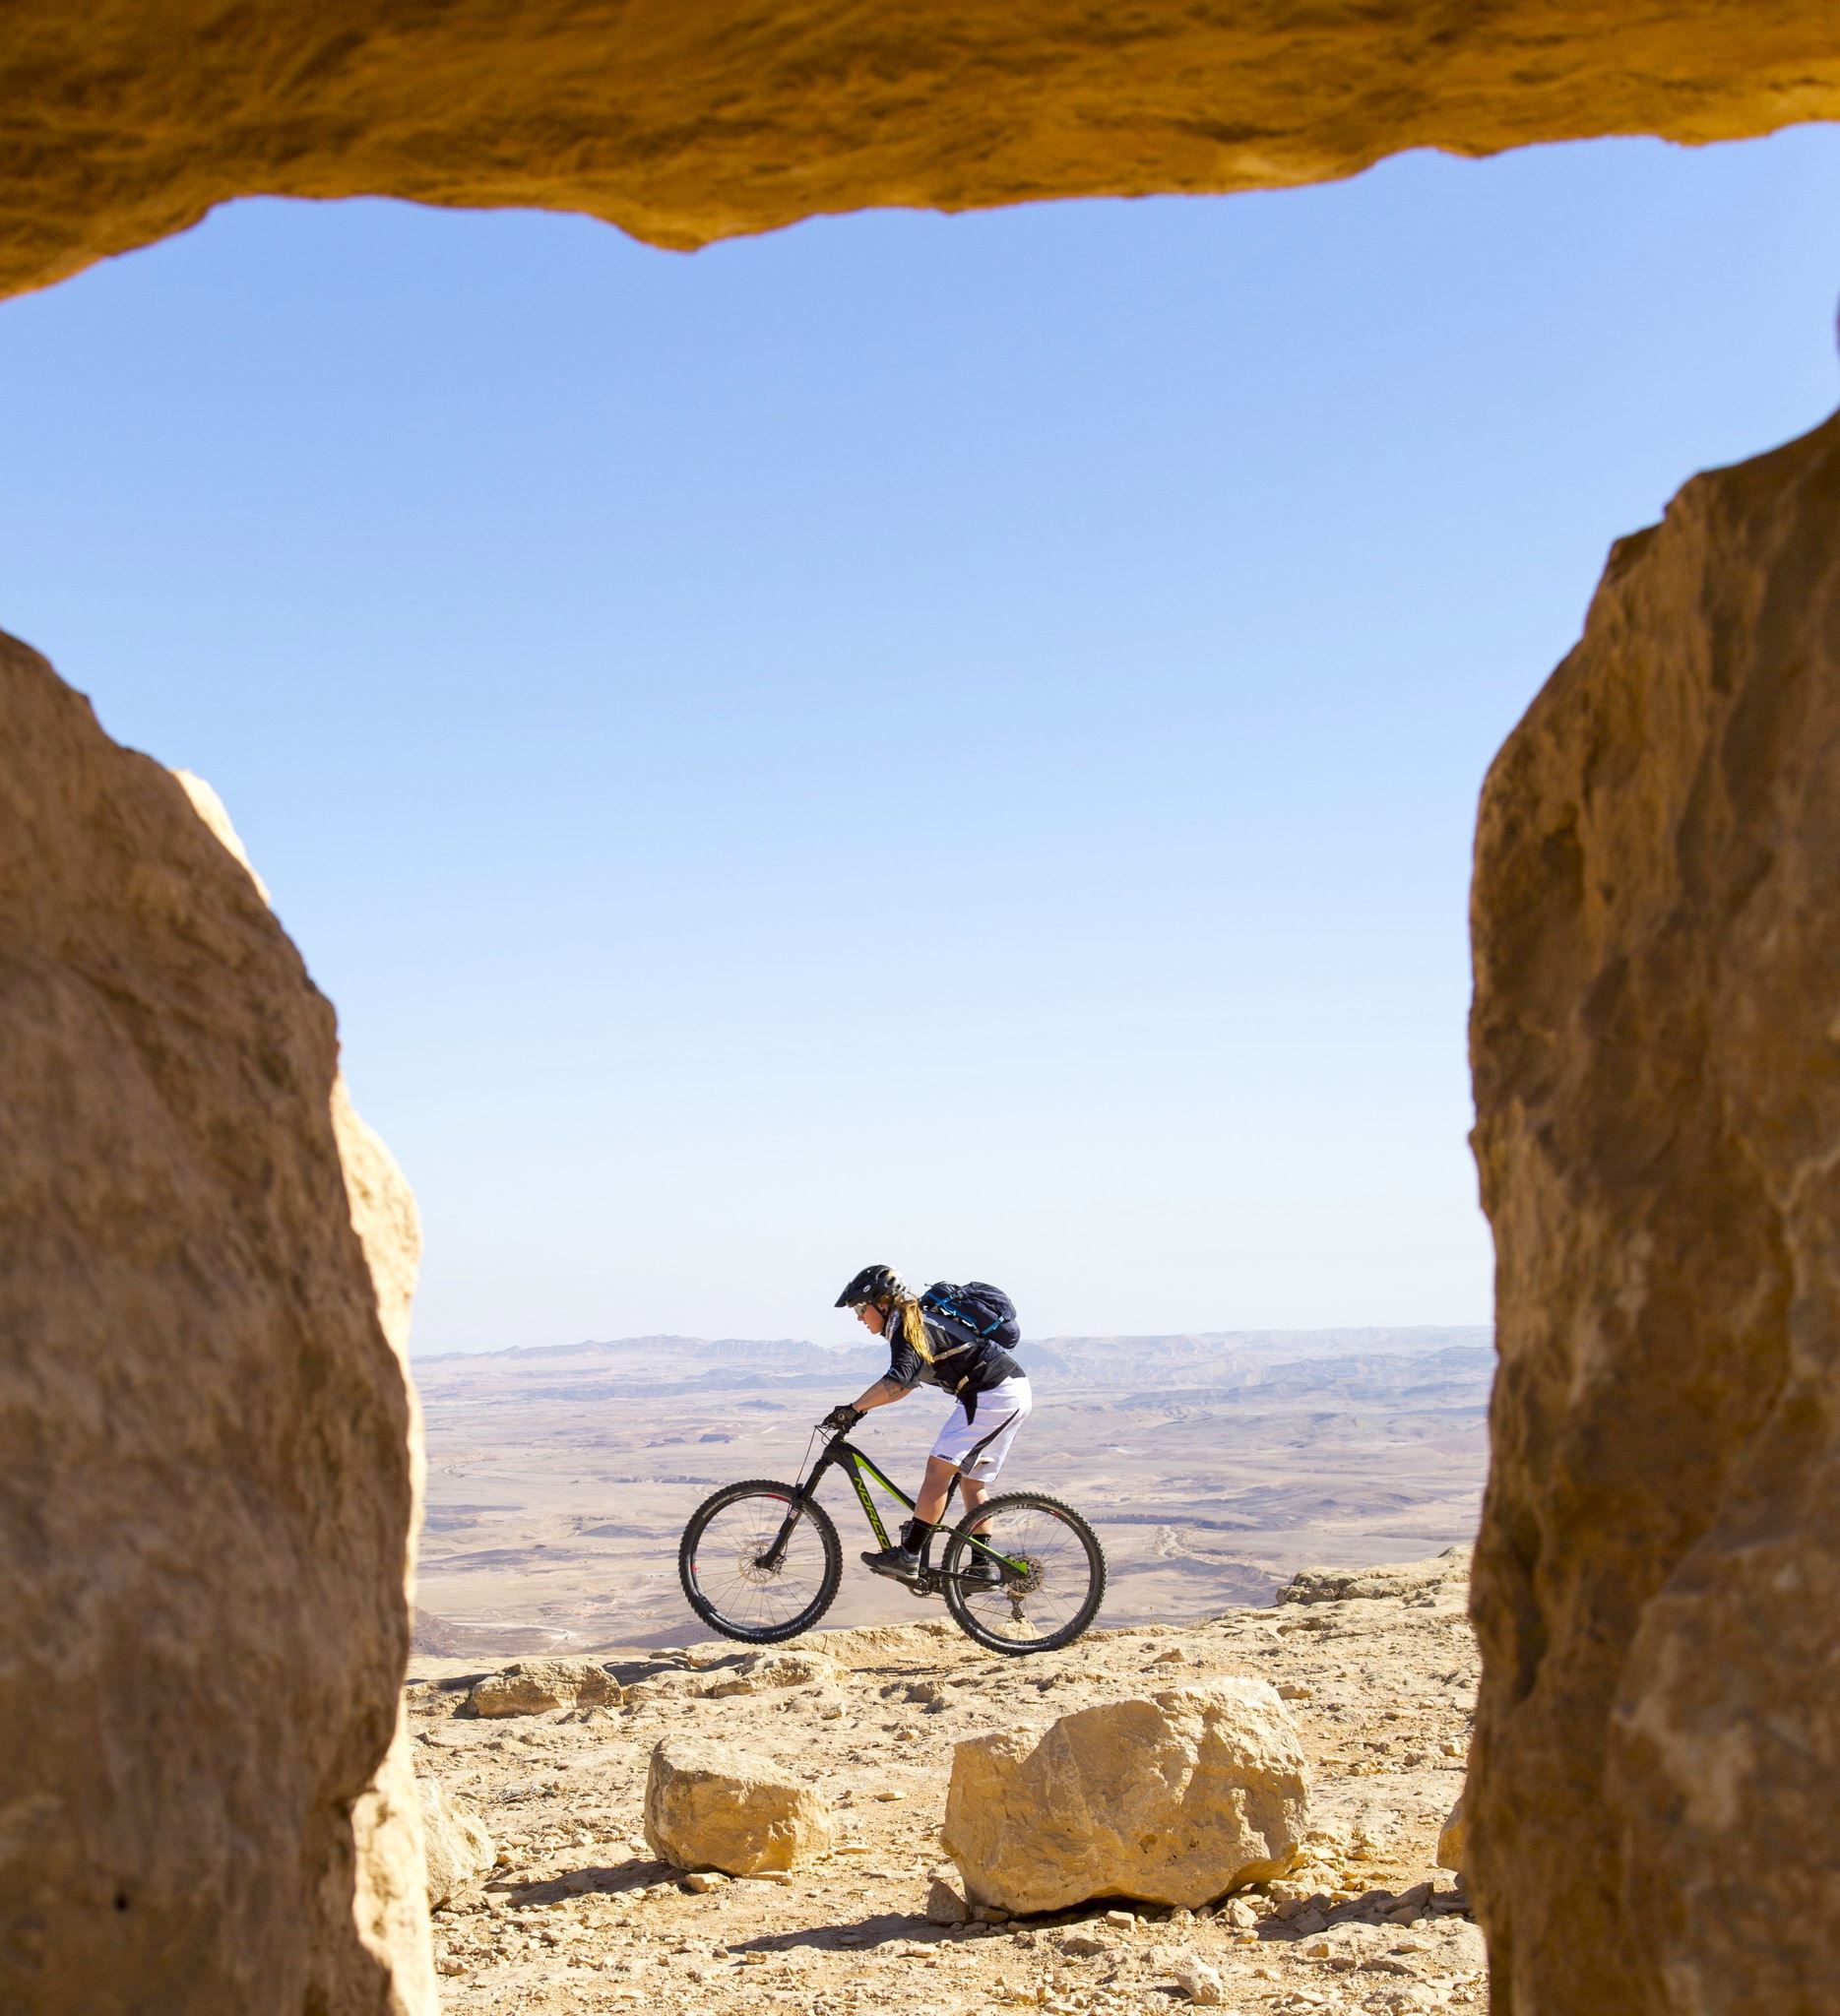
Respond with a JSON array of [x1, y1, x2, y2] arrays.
[[821, 1264, 1031, 1587]]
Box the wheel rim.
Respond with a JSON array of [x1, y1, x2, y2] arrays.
[[688, 1493, 828, 1635], [954, 1500, 1097, 1645]]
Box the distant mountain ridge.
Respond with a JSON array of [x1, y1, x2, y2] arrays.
[[414, 1327, 1494, 1400], [441, 1334, 832, 1361], [414, 1334, 850, 1368]]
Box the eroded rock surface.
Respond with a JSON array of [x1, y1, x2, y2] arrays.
[[468, 1659, 623, 1718], [703, 1648, 835, 1697], [1469, 408, 1840, 2013], [419, 1779, 496, 1911], [4, 1, 1839, 298], [943, 1677, 1308, 1914], [0, 631, 430, 2013]]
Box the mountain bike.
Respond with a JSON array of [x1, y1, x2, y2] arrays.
[[677, 1418, 1106, 1655]]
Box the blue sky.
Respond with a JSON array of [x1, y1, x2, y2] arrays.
[[4, 127, 1836, 1354]]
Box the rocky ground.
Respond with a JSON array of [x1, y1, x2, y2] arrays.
[[408, 1549, 1482, 2015]]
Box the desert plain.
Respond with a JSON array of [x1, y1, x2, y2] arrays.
[[412, 1327, 1489, 1655]]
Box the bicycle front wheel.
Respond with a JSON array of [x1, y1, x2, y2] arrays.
[[940, 1490, 1107, 1655], [678, 1480, 842, 1643]]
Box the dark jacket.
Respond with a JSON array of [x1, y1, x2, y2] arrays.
[[886, 1315, 1023, 1417]]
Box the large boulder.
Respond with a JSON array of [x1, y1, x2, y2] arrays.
[[942, 1678, 1307, 1914], [0, 636, 431, 2014], [1469, 408, 1840, 2011], [644, 1736, 835, 1875], [417, 1779, 495, 1910], [467, 1658, 623, 1717]]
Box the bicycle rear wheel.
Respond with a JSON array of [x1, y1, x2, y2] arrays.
[[940, 1490, 1106, 1655], [679, 1480, 842, 1643]]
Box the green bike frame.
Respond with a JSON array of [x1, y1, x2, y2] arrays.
[[758, 1430, 1026, 1592]]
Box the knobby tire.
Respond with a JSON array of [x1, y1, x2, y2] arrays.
[[940, 1489, 1107, 1655], [678, 1480, 843, 1644]]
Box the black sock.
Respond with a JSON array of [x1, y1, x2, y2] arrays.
[[899, 1518, 933, 1553]]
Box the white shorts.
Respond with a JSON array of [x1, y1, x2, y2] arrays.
[[928, 1375, 1032, 1481]]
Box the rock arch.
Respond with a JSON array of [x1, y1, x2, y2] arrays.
[[5, 0, 1840, 295], [2, 6, 1838, 2010]]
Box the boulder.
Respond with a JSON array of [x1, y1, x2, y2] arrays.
[[925, 1875, 971, 1925], [0, 638, 431, 2014], [644, 1736, 834, 1875], [1435, 1794, 1465, 1874], [468, 1659, 622, 1717], [1173, 1951, 1226, 2004], [942, 1678, 1307, 1914], [1470, 408, 1840, 2011], [418, 1779, 495, 1910]]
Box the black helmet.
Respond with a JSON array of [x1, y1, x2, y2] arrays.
[[835, 1263, 903, 1309]]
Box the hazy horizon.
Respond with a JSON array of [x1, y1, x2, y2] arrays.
[[411, 1319, 1493, 1360]]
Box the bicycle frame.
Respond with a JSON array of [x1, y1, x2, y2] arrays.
[[757, 1430, 1025, 1589]]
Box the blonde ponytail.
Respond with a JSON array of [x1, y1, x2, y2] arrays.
[[896, 1296, 933, 1364]]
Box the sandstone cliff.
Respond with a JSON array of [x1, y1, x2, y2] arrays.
[[0, 633, 431, 2012], [1469, 409, 1840, 2013]]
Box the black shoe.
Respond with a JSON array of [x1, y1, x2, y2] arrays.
[[958, 1555, 1004, 1592], [861, 1544, 922, 1582]]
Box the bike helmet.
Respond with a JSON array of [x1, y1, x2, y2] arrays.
[[835, 1263, 903, 1309]]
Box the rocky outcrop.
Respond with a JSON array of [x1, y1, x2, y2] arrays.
[[0, 632, 430, 2013], [942, 1678, 1307, 1914], [5, 1, 1839, 299], [1280, 1546, 1472, 1607], [644, 1736, 836, 1874], [418, 1780, 495, 1910], [467, 1659, 623, 1718], [702, 1648, 835, 1696], [1468, 408, 1840, 2013]]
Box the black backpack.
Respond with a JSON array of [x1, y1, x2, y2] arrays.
[[920, 1281, 1021, 1353]]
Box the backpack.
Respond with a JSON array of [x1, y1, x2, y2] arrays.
[[920, 1281, 1021, 1353]]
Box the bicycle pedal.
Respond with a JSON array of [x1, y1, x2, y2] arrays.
[[860, 1547, 922, 1584]]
